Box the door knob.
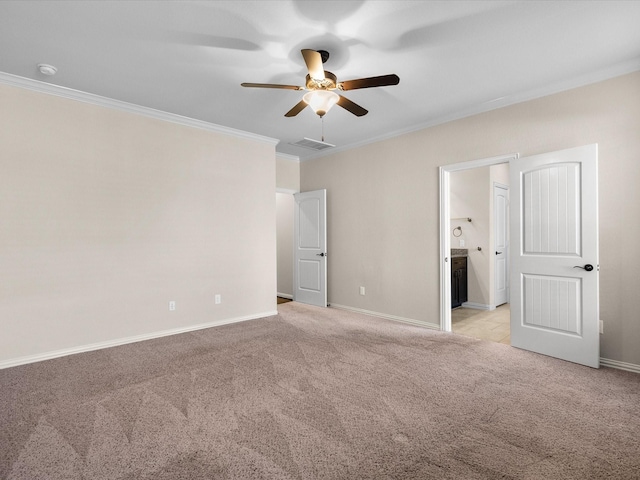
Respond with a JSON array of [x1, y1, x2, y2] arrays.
[[316, 252, 326, 257], [573, 264, 594, 271], [496, 251, 503, 255]]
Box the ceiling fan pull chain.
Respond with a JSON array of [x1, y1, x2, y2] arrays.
[[321, 116, 325, 142]]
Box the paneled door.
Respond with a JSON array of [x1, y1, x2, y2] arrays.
[[494, 184, 509, 307], [510, 144, 599, 367], [293, 189, 327, 307]]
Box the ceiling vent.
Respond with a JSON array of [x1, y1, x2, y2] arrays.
[[290, 137, 335, 151]]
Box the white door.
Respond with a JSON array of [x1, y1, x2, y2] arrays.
[[510, 144, 599, 368], [494, 184, 509, 307], [293, 189, 327, 307]]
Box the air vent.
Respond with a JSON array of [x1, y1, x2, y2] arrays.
[[290, 137, 335, 151]]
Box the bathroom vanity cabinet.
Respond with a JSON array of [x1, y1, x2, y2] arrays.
[[451, 256, 468, 308]]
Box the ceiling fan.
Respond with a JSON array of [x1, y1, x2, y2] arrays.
[[241, 49, 400, 118]]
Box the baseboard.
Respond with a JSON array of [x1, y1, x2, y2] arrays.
[[600, 357, 640, 374], [330, 304, 441, 330], [461, 302, 494, 311], [6, 310, 635, 375], [277, 293, 293, 299], [0, 310, 278, 370]]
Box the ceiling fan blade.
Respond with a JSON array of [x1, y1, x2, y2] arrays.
[[301, 49, 325, 81], [337, 95, 368, 117], [241, 83, 303, 90], [339, 74, 400, 91], [284, 100, 308, 117]]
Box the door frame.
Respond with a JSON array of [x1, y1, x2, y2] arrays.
[[439, 153, 519, 332]]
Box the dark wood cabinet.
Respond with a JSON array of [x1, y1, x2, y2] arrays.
[[451, 256, 468, 308]]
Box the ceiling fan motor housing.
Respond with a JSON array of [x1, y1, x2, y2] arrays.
[[317, 49, 330, 63]]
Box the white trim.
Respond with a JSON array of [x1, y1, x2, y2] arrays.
[[0, 310, 278, 370], [461, 302, 494, 311], [0, 71, 279, 146], [276, 152, 301, 163], [330, 304, 440, 331], [600, 358, 640, 374], [277, 293, 293, 299], [300, 59, 640, 162], [439, 168, 452, 332], [276, 188, 298, 194], [440, 153, 519, 333]]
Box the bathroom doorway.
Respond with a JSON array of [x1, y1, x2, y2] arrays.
[[439, 153, 516, 342], [448, 164, 510, 343]]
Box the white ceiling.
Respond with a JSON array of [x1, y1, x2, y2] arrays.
[[2, 1, 640, 160]]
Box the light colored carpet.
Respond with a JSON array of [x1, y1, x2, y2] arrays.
[[1, 302, 639, 479]]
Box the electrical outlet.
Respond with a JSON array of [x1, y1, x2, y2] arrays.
[[215, 294, 221, 305], [459, 239, 465, 247], [599, 319, 603, 334], [359, 286, 365, 296], [169, 301, 176, 311]]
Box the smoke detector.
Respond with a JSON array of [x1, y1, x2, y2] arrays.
[[37, 64, 57, 76]]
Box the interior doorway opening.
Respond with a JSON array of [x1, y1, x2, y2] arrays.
[[448, 164, 511, 344], [442, 146, 600, 367], [439, 153, 518, 342], [276, 191, 295, 304], [276, 188, 328, 308]]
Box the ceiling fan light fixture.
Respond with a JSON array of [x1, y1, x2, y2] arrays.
[[303, 90, 339, 117]]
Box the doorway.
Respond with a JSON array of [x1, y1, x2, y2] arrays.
[[441, 145, 600, 368], [276, 191, 295, 303], [439, 153, 518, 335], [276, 189, 328, 308], [447, 161, 511, 343]]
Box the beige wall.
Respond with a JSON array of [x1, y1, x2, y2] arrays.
[[301, 71, 640, 366], [0, 83, 277, 365], [276, 155, 300, 192]]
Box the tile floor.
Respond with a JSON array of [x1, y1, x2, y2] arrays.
[[451, 304, 510, 344]]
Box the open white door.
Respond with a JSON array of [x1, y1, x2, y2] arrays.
[[293, 189, 327, 307], [510, 144, 599, 367], [494, 184, 509, 307]]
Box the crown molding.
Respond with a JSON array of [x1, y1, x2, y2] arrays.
[[276, 188, 298, 194], [301, 59, 640, 162], [275, 152, 300, 163], [0, 71, 279, 146]]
